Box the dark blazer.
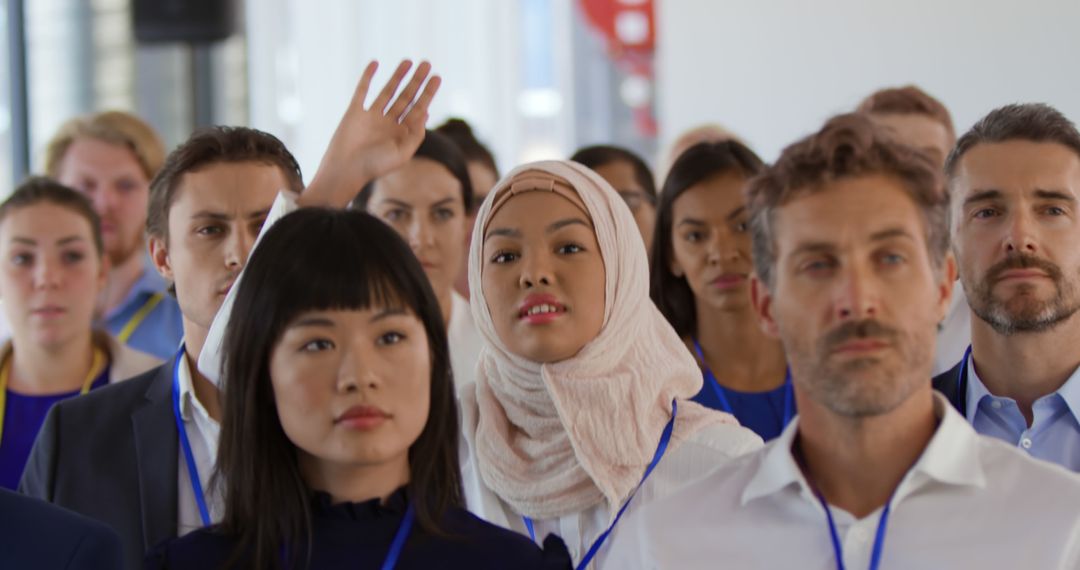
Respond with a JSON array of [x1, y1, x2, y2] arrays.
[[19, 359, 179, 570], [932, 360, 967, 415], [0, 487, 124, 569]]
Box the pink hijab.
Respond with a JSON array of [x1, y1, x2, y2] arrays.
[[467, 160, 739, 520]]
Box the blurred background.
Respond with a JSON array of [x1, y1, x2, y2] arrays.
[[2, 0, 1079, 191]]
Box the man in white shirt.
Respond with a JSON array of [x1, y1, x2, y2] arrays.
[[21, 60, 441, 570], [604, 113, 1080, 570]]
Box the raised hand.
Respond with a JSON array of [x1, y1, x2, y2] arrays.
[[301, 60, 442, 208]]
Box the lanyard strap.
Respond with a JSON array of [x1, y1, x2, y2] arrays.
[[692, 338, 794, 427], [172, 348, 212, 527], [523, 399, 678, 569], [0, 347, 105, 445], [117, 292, 165, 343], [381, 504, 415, 570], [815, 490, 894, 570]]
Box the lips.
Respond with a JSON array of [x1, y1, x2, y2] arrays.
[[518, 293, 567, 324], [335, 404, 391, 430], [709, 273, 747, 290], [31, 305, 66, 318], [995, 269, 1049, 282], [831, 338, 890, 355]]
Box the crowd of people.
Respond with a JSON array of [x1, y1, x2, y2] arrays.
[[0, 58, 1077, 569]]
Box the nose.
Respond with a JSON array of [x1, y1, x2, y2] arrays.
[[1002, 210, 1039, 256], [34, 256, 62, 290], [519, 250, 554, 289], [833, 261, 879, 322], [224, 224, 257, 271], [407, 218, 435, 250], [336, 342, 380, 393], [706, 230, 739, 265], [87, 185, 116, 217]]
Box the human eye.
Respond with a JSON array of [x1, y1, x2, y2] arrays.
[[61, 250, 87, 264], [556, 243, 584, 255], [490, 250, 519, 264], [300, 339, 335, 352], [376, 331, 406, 346]]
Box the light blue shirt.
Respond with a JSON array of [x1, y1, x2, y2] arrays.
[[101, 268, 184, 362], [966, 356, 1080, 472]]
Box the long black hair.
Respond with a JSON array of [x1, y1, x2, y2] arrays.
[[352, 129, 474, 212], [649, 141, 765, 337], [214, 208, 462, 569], [570, 144, 657, 201]]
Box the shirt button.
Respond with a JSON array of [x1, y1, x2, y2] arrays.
[[1021, 438, 1033, 449], [991, 400, 1003, 409]]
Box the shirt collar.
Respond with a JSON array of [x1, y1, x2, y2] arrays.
[[967, 353, 1080, 426], [176, 350, 213, 425], [741, 392, 986, 508]]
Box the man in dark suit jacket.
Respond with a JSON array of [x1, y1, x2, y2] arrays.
[[0, 488, 124, 569]]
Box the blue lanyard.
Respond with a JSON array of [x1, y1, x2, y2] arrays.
[[523, 400, 677, 570], [692, 339, 794, 427], [381, 504, 415, 570], [172, 347, 212, 527], [814, 490, 894, 570]]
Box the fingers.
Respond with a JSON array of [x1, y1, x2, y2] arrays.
[[348, 61, 379, 113], [387, 61, 433, 121], [371, 60, 413, 113], [401, 74, 441, 130]]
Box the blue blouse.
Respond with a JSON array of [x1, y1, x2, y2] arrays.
[[691, 378, 794, 441], [0, 367, 110, 489]]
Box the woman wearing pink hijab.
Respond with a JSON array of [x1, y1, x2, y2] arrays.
[[459, 160, 763, 569]]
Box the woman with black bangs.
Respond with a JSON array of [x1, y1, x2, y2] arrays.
[[650, 141, 794, 441], [145, 209, 569, 569]]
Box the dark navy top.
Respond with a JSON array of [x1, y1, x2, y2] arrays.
[[691, 377, 794, 441], [0, 367, 110, 489], [145, 488, 572, 570]]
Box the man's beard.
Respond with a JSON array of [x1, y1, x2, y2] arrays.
[[966, 253, 1080, 336], [106, 228, 145, 268]]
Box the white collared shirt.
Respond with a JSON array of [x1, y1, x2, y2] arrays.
[[175, 354, 224, 536], [458, 389, 763, 568], [604, 392, 1080, 570], [448, 291, 483, 391]]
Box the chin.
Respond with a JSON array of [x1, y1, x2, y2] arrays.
[[509, 338, 582, 364]]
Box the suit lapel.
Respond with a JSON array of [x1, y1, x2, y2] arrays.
[[131, 360, 179, 551]]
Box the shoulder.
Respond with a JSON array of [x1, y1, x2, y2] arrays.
[[416, 508, 572, 570], [144, 526, 237, 570], [931, 360, 963, 391], [0, 489, 124, 569], [105, 335, 165, 382], [665, 421, 764, 475], [977, 435, 1080, 496], [64, 363, 168, 414]]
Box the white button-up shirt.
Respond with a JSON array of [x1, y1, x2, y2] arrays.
[[175, 354, 224, 536], [604, 392, 1080, 569]]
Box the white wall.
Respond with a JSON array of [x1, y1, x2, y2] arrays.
[[656, 0, 1080, 163]]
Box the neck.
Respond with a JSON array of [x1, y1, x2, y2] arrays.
[[693, 301, 787, 392], [794, 387, 937, 518], [302, 453, 410, 505], [181, 318, 222, 422], [102, 249, 146, 315], [7, 332, 97, 395], [438, 288, 453, 329], [969, 311, 1080, 425]]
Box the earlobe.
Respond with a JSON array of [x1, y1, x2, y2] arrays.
[[937, 253, 958, 320], [750, 274, 780, 337]]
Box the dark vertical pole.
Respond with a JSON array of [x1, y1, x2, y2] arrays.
[[7, 0, 29, 183], [189, 42, 214, 128]]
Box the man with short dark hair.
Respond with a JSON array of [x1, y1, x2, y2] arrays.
[[20, 60, 440, 569], [605, 114, 1080, 569], [934, 103, 1080, 472]]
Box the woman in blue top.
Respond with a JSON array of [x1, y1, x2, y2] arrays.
[[650, 141, 794, 440], [0, 178, 159, 489], [145, 208, 569, 570]]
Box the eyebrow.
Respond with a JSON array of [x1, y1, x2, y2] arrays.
[[431, 198, 456, 209], [1034, 189, 1077, 202], [381, 199, 413, 210], [10, 236, 86, 247], [789, 227, 913, 257], [546, 217, 591, 233], [190, 208, 271, 221], [962, 189, 1002, 207], [675, 206, 746, 228]]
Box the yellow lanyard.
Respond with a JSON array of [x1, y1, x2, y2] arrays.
[[0, 347, 106, 445], [117, 292, 165, 343]]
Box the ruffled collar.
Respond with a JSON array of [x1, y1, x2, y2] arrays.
[[310, 486, 409, 521]]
